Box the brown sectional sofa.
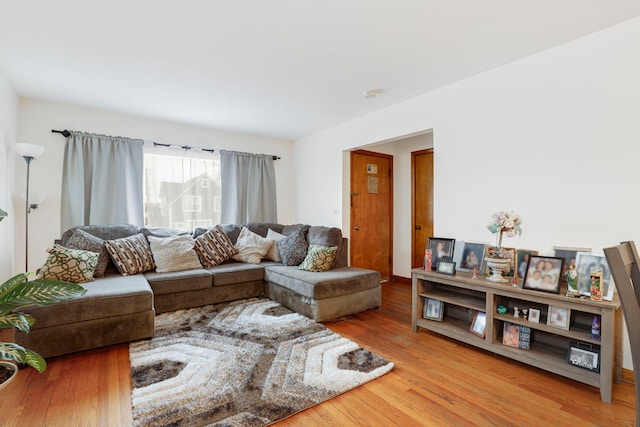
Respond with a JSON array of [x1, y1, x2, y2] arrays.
[[16, 223, 381, 358]]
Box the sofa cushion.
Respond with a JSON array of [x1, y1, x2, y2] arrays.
[[37, 244, 99, 284], [148, 235, 202, 273], [281, 224, 310, 237], [265, 266, 380, 300], [141, 227, 190, 239], [21, 273, 153, 328], [240, 223, 284, 238], [61, 224, 140, 243], [193, 224, 241, 244], [194, 225, 239, 267], [298, 245, 339, 272], [265, 228, 286, 262], [207, 262, 265, 286], [307, 226, 343, 247], [63, 228, 110, 277], [277, 229, 308, 266], [104, 233, 155, 276], [144, 269, 213, 295], [232, 227, 274, 264]]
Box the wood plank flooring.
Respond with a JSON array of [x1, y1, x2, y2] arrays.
[[0, 282, 635, 426]]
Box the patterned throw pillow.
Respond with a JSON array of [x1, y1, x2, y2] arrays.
[[38, 244, 99, 283], [104, 233, 155, 276], [194, 225, 239, 267], [232, 227, 275, 264], [265, 228, 286, 262], [148, 235, 203, 273], [277, 229, 309, 266], [299, 245, 339, 272], [64, 228, 110, 277]]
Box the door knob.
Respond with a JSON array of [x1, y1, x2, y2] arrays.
[[354, 226, 362, 231], [415, 225, 422, 230]]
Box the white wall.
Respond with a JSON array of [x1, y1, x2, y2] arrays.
[[16, 98, 294, 272], [295, 18, 640, 369], [0, 74, 18, 278]]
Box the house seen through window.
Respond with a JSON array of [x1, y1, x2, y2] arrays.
[[144, 151, 221, 231]]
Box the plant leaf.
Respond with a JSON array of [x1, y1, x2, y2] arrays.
[[24, 348, 46, 373], [0, 279, 87, 310], [0, 342, 28, 365], [0, 312, 35, 333]]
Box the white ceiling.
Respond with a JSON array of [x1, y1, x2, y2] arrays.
[[1, 1, 640, 140]]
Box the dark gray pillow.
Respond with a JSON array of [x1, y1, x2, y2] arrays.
[[64, 228, 110, 277], [277, 229, 309, 266], [307, 226, 342, 247]]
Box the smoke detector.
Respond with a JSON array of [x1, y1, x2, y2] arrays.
[[364, 89, 383, 99]]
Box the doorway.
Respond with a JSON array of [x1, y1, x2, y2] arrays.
[[412, 149, 434, 268], [350, 150, 393, 280]]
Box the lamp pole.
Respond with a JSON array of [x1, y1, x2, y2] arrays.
[[23, 155, 33, 272]]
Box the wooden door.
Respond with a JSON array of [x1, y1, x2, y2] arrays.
[[412, 149, 434, 268], [350, 150, 393, 280]]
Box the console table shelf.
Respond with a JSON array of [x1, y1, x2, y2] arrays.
[[412, 268, 622, 403]]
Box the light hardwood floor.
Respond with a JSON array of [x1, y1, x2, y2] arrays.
[[0, 282, 635, 426]]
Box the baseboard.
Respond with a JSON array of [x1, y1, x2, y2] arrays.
[[623, 368, 635, 385], [390, 275, 411, 284]]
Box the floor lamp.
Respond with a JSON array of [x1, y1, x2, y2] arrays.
[[15, 143, 45, 272]]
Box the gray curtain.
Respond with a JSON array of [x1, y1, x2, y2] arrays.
[[220, 150, 277, 224], [61, 132, 144, 231]]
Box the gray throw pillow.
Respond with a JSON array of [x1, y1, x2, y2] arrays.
[[277, 229, 309, 266], [64, 228, 110, 277]]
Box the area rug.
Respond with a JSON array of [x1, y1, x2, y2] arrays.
[[129, 297, 394, 426]]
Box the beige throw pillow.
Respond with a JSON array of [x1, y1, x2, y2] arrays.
[[232, 227, 274, 264], [265, 228, 286, 262], [148, 235, 203, 273]]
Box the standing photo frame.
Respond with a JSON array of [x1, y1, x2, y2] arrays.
[[427, 237, 455, 271], [458, 242, 487, 273], [547, 305, 571, 330], [470, 311, 487, 338], [553, 246, 591, 283], [528, 308, 541, 323], [522, 255, 564, 294], [516, 249, 539, 279], [568, 341, 600, 373], [424, 298, 444, 321], [575, 253, 615, 301]]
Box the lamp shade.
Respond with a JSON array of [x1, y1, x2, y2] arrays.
[[15, 143, 45, 159]]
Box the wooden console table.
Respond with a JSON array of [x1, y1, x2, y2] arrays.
[[411, 268, 622, 403]]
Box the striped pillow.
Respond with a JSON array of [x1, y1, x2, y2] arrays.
[[104, 233, 155, 276], [194, 225, 239, 267]]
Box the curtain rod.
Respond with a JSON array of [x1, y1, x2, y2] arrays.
[[51, 129, 282, 160]]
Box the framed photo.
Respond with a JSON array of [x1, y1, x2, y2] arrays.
[[458, 242, 487, 273], [516, 249, 539, 279], [522, 255, 564, 293], [437, 261, 456, 275], [553, 246, 591, 282], [470, 311, 487, 337], [568, 342, 600, 373], [528, 308, 541, 323], [427, 237, 455, 271], [424, 298, 444, 321], [502, 322, 520, 348], [547, 305, 571, 330], [575, 253, 615, 301]]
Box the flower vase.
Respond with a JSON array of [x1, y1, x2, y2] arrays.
[[486, 254, 510, 283]]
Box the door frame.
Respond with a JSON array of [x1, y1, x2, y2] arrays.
[[411, 148, 434, 269], [350, 149, 394, 279]]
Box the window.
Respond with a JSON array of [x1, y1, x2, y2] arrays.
[[144, 151, 221, 231]]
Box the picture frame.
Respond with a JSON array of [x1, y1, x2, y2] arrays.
[[522, 255, 564, 294], [437, 260, 456, 275], [502, 322, 520, 348], [470, 311, 487, 338], [567, 341, 600, 373], [424, 298, 444, 321], [427, 237, 455, 271], [575, 253, 615, 301], [516, 249, 539, 279], [528, 308, 541, 323], [547, 305, 571, 330], [458, 242, 487, 273], [553, 246, 591, 283]]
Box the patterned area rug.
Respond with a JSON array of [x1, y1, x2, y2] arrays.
[[129, 297, 394, 426]]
